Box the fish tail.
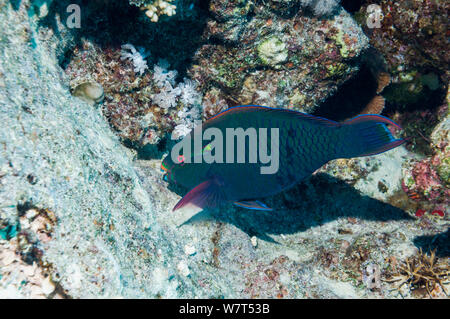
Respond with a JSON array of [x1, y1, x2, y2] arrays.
[[337, 114, 406, 158]]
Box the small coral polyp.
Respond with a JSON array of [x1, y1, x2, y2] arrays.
[[120, 44, 149, 76], [139, 0, 177, 22]]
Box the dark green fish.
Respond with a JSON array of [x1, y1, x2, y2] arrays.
[[161, 105, 405, 211]]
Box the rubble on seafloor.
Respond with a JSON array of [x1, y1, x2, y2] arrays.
[[0, 0, 448, 299]]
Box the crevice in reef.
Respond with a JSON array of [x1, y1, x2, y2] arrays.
[[341, 0, 367, 14], [312, 64, 377, 121], [382, 78, 447, 156]]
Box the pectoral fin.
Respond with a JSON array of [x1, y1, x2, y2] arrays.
[[173, 178, 225, 211], [233, 200, 273, 211]]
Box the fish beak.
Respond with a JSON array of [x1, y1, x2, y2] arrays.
[[163, 174, 168, 182]]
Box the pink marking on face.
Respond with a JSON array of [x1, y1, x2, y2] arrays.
[[177, 155, 185, 163]]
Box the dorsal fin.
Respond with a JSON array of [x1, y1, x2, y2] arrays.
[[344, 113, 402, 130], [205, 105, 340, 128]]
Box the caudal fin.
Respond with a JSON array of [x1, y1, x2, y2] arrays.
[[337, 114, 406, 158]]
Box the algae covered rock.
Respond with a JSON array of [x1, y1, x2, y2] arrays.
[[190, 1, 369, 113], [257, 36, 288, 67], [358, 0, 449, 93]]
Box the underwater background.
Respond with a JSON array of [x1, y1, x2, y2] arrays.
[[0, 0, 448, 298]]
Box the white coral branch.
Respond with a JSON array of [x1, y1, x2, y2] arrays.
[[120, 44, 149, 75]]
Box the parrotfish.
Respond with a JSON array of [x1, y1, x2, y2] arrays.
[[161, 105, 405, 211]]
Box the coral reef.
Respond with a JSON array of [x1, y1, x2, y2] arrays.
[[0, 1, 183, 298], [0, 0, 448, 300], [399, 89, 449, 216], [129, 0, 177, 22], [63, 0, 370, 145], [189, 0, 369, 113]]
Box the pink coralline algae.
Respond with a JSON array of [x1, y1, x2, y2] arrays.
[[412, 159, 443, 201], [401, 157, 449, 214], [401, 154, 449, 209]]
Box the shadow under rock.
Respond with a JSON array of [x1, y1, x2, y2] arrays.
[[312, 64, 378, 122], [9, 0, 21, 11], [37, 0, 211, 78], [413, 229, 450, 258], [176, 173, 414, 242]]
